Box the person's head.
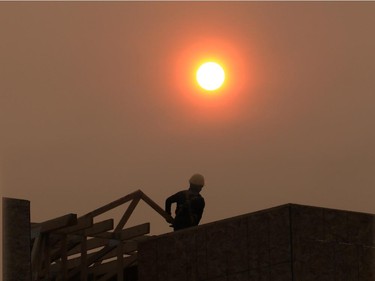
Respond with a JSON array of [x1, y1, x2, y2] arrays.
[[189, 173, 205, 193]]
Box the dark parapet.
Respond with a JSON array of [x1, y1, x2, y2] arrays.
[[138, 204, 375, 281], [3, 197, 31, 281]]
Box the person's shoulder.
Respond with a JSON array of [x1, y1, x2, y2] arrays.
[[176, 190, 189, 196], [168, 190, 186, 199]]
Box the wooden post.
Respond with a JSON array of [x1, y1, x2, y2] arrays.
[[61, 234, 68, 281], [117, 242, 124, 281], [38, 234, 46, 280], [80, 236, 88, 281], [31, 234, 41, 280], [44, 233, 51, 279]]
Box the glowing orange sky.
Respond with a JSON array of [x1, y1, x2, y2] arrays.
[[1, 2, 375, 238]]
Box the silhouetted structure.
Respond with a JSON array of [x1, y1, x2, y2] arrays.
[[3, 196, 375, 281], [138, 204, 375, 281], [3, 191, 173, 281], [3, 198, 31, 281]]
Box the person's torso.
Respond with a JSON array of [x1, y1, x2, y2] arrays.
[[175, 190, 203, 217]]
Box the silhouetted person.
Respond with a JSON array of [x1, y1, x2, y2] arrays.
[[165, 174, 205, 231]]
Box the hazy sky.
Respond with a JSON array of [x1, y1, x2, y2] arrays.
[[1, 2, 375, 235]]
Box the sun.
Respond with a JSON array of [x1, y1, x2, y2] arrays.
[[196, 62, 225, 91]]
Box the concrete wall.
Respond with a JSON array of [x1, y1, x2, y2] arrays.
[[138, 204, 375, 281], [291, 205, 375, 280], [2, 197, 31, 281]]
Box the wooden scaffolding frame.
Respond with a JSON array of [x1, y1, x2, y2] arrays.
[[30, 190, 173, 281]]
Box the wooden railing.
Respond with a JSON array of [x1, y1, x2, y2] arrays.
[[30, 190, 173, 281]]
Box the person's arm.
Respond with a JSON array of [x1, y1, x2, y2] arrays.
[[165, 196, 173, 215], [165, 191, 181, 215], [195, 198, 205, 224]]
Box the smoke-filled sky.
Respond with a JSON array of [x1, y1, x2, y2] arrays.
[[1, 2, 375, 235]]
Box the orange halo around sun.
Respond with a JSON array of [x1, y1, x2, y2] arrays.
[[170, 37, 258, 125], [172, 37, 254, 112]]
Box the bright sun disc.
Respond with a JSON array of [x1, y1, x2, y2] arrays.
[[196, 62, 225, 91]]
